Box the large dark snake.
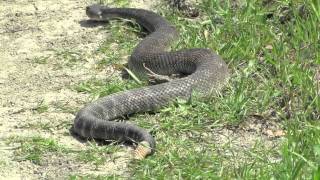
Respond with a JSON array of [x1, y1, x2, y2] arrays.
[[73, 4, 230, 159]]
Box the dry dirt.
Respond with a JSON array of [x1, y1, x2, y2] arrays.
[[0, 0, 283, 179], [0, 0, 154, 179]]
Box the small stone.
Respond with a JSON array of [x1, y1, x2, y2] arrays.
[[265, 45, 273, 50]]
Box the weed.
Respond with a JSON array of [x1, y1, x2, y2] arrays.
[[6, 136, 65, 165], [32, 100, 49, 114], [76, 0, 319, 178]]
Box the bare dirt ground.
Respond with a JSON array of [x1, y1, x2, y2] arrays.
[[0, 0, 283, 179], [0, 0, 155, 179]]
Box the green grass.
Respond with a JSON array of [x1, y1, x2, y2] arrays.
[[53, 50, 88, 68], [73, 0, 320, 178], [73, 77, 144, 99], [32, 100, 49, 114], [33, 56, 49, 64], [75, 142, 121, 169], [32, 49, 88, 70], [69, 174, 122, 180], [5, 136, 122, 171], [96, 20, 143, 67], [5, 136, 65, 165]]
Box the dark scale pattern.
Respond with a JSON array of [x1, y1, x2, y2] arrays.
[[73, 4, 230, 155]]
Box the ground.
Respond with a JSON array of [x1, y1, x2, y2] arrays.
[[0, 0, 148, 178], [0, 0, 318, 179]]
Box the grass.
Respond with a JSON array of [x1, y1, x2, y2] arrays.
[[32, 100, 49, 114], [73, 77, 144, 100], [141, 0, 319, 178], [88, 0, 319, 178], [69, 174, 122, 180], [75, 142, 121, 168], [5, 136, 65, 165], [4, 136, 122, 172], [96, 20, 143, 67], [33, 56, 49, 64], [10, 0, 318, 178]]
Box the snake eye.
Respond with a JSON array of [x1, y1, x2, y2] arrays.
[[97, 11, 102, 19]]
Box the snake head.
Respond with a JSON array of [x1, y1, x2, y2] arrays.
[[86, 4, 106, 21]]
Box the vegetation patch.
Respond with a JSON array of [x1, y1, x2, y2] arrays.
[[89, 0, 320, 178], [5, 136, 66, 165], [75, 143, 121, 168], [2, 0, 319, 178]]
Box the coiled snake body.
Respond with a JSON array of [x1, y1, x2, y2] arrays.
[[73, 4, 229, 158]]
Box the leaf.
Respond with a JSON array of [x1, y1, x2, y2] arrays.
[[313, 166, 320, 180], [124, 67, 142, 85]]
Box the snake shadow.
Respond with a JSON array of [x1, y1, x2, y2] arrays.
[[79, 19, 109, 28]]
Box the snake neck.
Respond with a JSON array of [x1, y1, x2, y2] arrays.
[[87, 5, 179, 54], [92, 6, 172, 32]]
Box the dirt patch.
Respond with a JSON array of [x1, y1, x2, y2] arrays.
[[0, 0, 155, 178], [211, 117, 284, 167]]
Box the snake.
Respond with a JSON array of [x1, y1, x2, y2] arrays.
[[73, 4, 230, 159]]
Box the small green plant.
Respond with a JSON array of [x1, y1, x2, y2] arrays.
[[76, 142, 120, 168], [73, 78, 144, 99], [6, 136, 65, 164], [32, 100, 49, 114], [33, 56, 49, 64], [55, 50, 87, 67], [100, 0, 130, 7], [96, 21, 142, 66], [69, 174, 122, 180]]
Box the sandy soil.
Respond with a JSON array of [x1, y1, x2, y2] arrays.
[[0, 0, 154, 179], [0, 0, 283, 179]]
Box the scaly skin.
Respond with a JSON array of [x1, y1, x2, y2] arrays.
[[73, 4, 229, 159]]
